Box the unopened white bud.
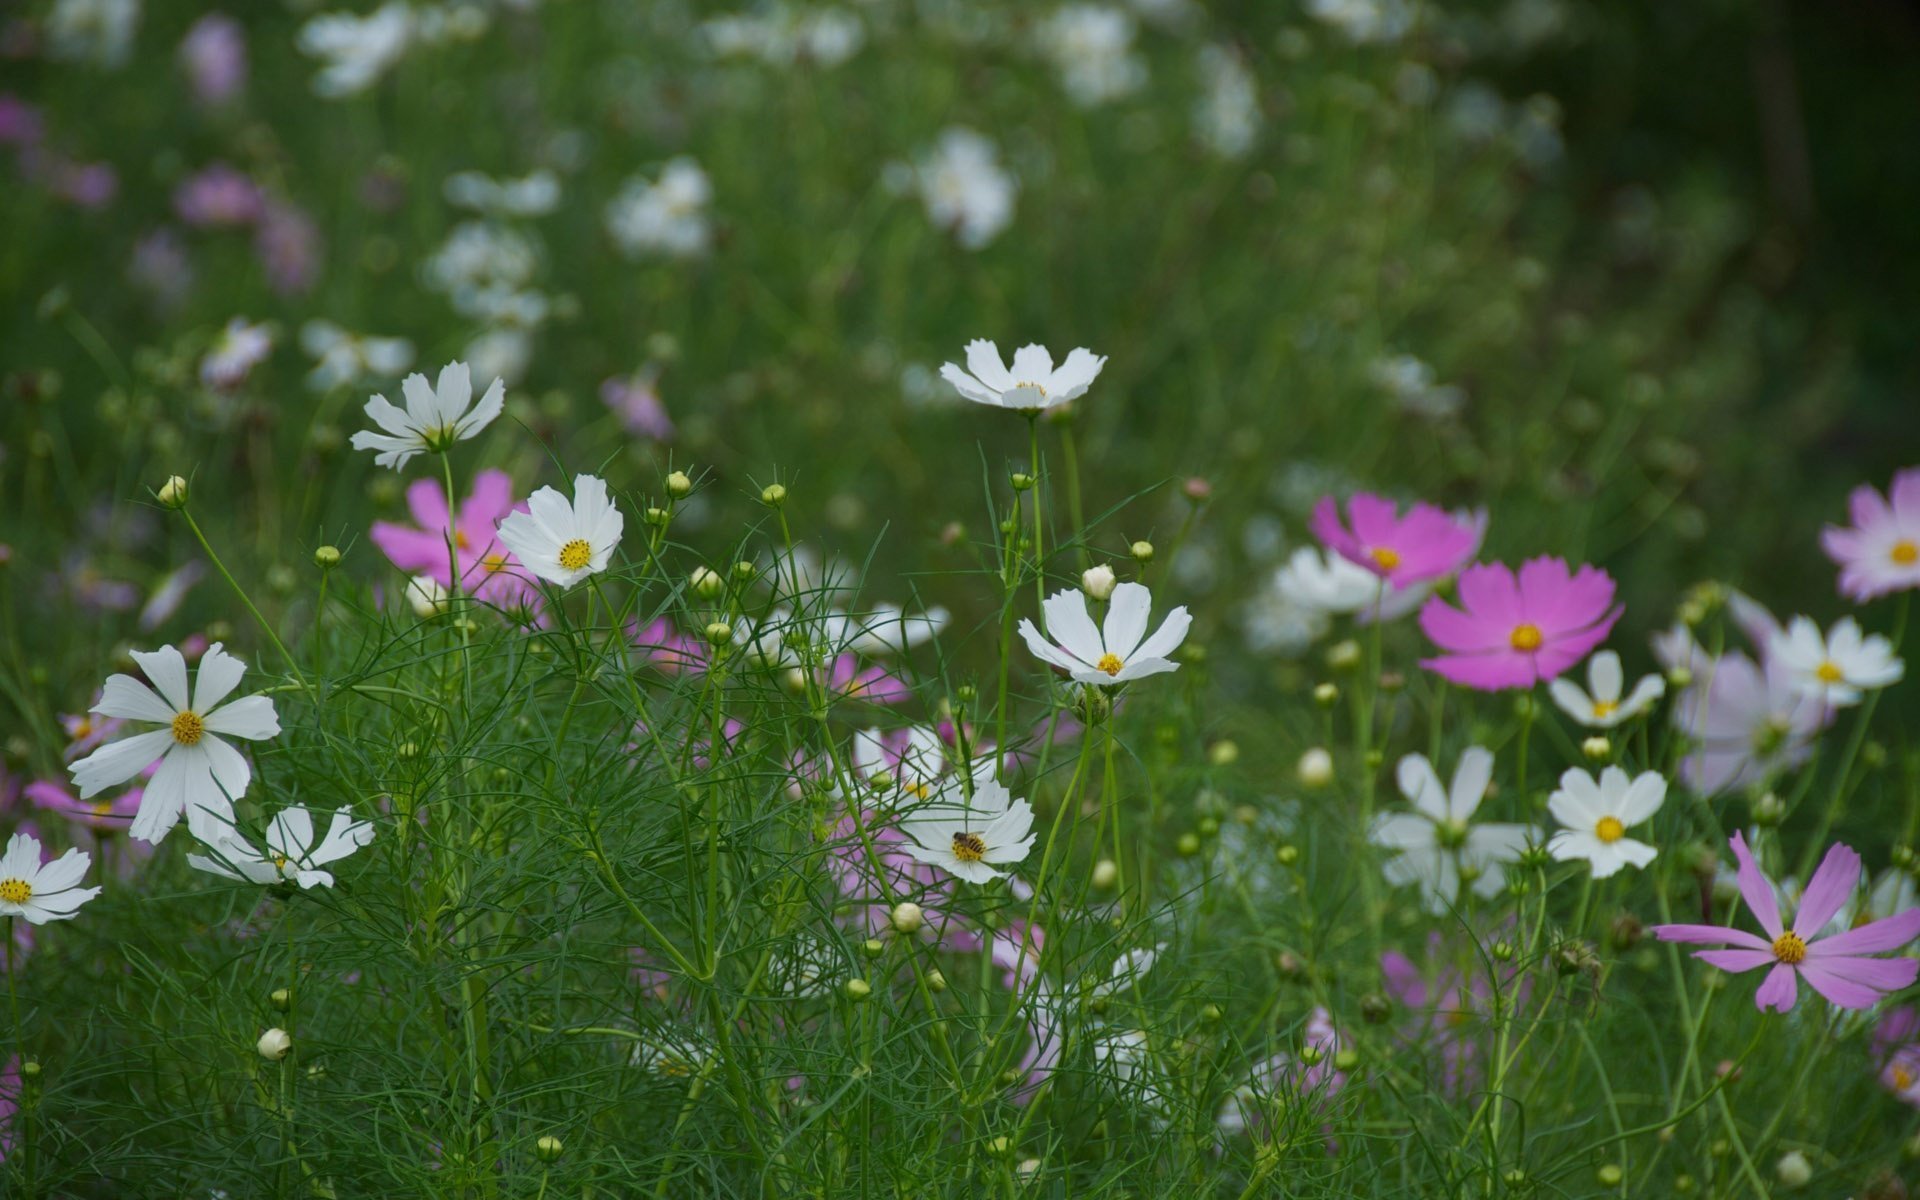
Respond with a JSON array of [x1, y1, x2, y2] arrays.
[[1774, 1150, 1811, 1189], [890, 902, 924, 934], [405, 576, 448, 618], [1581, 736, 1611, 762], [256, 1028, 292, 1061], [691, 566, 723, 599], [1297, 747, 1334, 788], [1091, 859, 1119, 890], [1081, 564, 1117, 601], [157, 475, 189, 509]]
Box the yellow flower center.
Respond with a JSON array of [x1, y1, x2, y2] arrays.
[[1771, 930, 1807, 965], [1368, 546, 1401, 571], [558, 539, 593, 571], [1897, 1064, 1916, 1091], [1592, 699, 1619, 719], [92, 801, 114, 818], [482, 553, 509, 574], [904, 781, 930, 800], [1509, 624, 1543, 652], [454, 529, 471, 550], [1815, 660, 1845, 684], [952, 831, 987, 862], [1893, 540, 1919, 566], [1095, 653, 1125, 676], [272, 854, 290, 870], [1594, 816, 1625, 843], [171, 710, 205, 746], [0, 878, 31, 904]]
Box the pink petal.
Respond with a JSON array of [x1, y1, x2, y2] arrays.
[[369, 522, 455, 579], [1345, 493, 1401, 547], [403, 476, 452, 532], [1454, 562, 1522, 627], [1308, 496, 1358, 561], [1514, 556, 1574, 625], [1792, 842, 1863, 937], [1850, 482, 1892, 532], [1693, 949, 1776, 974], [1419, 651, 1537, 692], [1729, 831, 1784, 939], [1799, 957, 1917, 1009], [459, 468, 516, 530], [1529, 607, 1623, 682], [1809, 909, 1920, 958], [1891, 467, 1920, 524], [1753, 962, 1799, 1012], [1418, 595, 1508, 655], [1652, 923, 1772, 951]]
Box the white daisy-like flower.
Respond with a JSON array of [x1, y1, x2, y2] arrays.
[[939, 340, 1107, 412], [1272, 546, 1428, 621], [68, 643, 281, 844], [297, 2, 413, 98], [0, 832, 102, 925], [494, 473, 624, 589], [1033, 5, 1147, 108], [903, 127, 1017, 250], [1546, 650, 1666, 729], [187, 805, 376, 889], [200, 317, 274, 391], [349, 360, 504, 471], [897, 778, 1036, 884], [299, 320, 415, 392], [1090, 944, 1163, 1001], [1369, 748, 1532, 915], [1544, 765, 1664, 879], [1019, 583, 1190, 688], [1768, 615, 1905, 707], [606, 158, 713, 260]]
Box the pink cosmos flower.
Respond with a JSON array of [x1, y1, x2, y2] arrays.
[[1308, 492, 1481, 588], [1654, 832, 1920, 1012], [601, 371, 674, 440], [1822, 467, 1920, 602], [179, 14, 247, 106], [1381, 931, 1527, 1098], [1418, 557, 1623, 690], [369, 470, 536, 611], [173, 163, 262, 227]]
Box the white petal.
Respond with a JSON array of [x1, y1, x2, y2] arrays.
[[203, 694, 280, 740], [1447, 747, 1495, 822], [130, 645, 192, 711], [93, 674, 178, 724], [70, 728, 175, 798], [1101, 582, 1153, 661], [191, 643, 249, 712], [1587, 651, 1623, 703]]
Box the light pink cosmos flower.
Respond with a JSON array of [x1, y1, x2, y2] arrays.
[[1671, 652, 1829, 794], [179, 14, 246, 106], [1654, 832, 1920, 1012], [173, 163, 262, 228], [1874, 1007, 1920, 1106], [1821, 467, 1920, 602], [601, 370, 674, 440], [370, 470, 537, 612], [1418, 557, 1623, 691], [1308, 492, 1481, 589]]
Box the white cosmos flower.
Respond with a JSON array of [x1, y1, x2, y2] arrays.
[[494, 474, 625, 589], [187, 805, 376, 889], [300, 320, 415, 392], [1768, 615, 1905, 707], [904, 127, 1017, 250], [297, 2, 412, 98], [819, 605, 949, 656], [349, 360, 504, 471], [1019, 583, 1190, 688], [606, 158, 713, 260], [0, 832, 101, 925], [200, 318, 274, 391], [1546, 650, 1666, 729], [1272, 546, 1427, 621], [1090, 944, 1163, 1001], [1545, 766, 1664, 879], [1369, 748, 1532, 915], [897, 778, 1036, 884], [68, 643, 281, 844], [940, 340, 1107, 412]]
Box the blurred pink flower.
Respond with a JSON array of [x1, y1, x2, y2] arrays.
[[1671, 651, 1829, 794], [1654, 832, 1920, 1012], [179, 14, 247, 105], [1309, 492, 1480, 588], [0, 94, 42, 146], [174, 163, 262, 227], [1822, 466, 1920, 602], [370, 469, 537, 611], [1418, 557, 1622, 691], [255, 200, 321, 295], [601, 371, 674, 440]]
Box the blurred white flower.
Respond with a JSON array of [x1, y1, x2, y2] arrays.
[[350, 360, 505, 470], [898, 778, 1036, 884], [462, 326, 535, 387], [443, 169, 561, 217], [703, 5, 865, 67], [901, 127, 1016, 250], [1547, 650, 1665, 729], [1035, 6, 1146, 108], [1193, 45, 1260, 159], [0, 832, 101, 925], [1369, 354, 1464, 419], [47, 0, 140, 68], [496, 474, 625, 589], [1305, 0, 1411, 44], [940, 339, 1106, 412], [1370, 748, 1532, 914], [300, 320, 415, 392], [1272, 546, 1427, 621], [199, 318, 273, 392], [69, 643, 281, 844], [1545, 766, 1664, 879], [423, 221, 540, 303], [607, 158, 713, 260], [187, 805, 376, 889], [298, 3, 412, 98], [1769, 615, 1904, 707]]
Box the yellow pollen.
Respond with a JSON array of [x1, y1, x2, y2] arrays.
[[558, 539, 593, 571], [1510, 624, 1544, 652], [1897, 1064, 1916, 1091], [1095, 653, 1125, 676], [1015, 381, 1048, 398], [1893, 540, 1919, 566], [952, 831, 987, 862], [92, 801, 113, 818], [171, 710, 205, 746], [1594, 816, 1625, 843], [0, 878, 30, 904], [272, 854, 290, 870], [1368, 546, 1402, 571], [1771, 930, 1807, 965], [1815, 660, 1845, 684], [481, 553, 508, 574], [905, 781, 930, 800], [1592, 699, 1619, 719]]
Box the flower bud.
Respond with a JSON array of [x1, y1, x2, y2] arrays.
[[1360, 993, 1391, 1024], [1010, 472, 1033, 492], [926, 969, 947, 993], [257, 1028, 292, 1061], [536, 1135, 564, 1164], [1595, 1164, 1623, 1187], [1208, 740, 1239, 767], [1176, 832, 1201, 856], [157, 475, 190, 509], [1275, 844, 1299, 867], [1774, 1150, 1811, 1189], [1753, 791, 1786, 827], [731, 560, 758, 583], [986, 1135, 1013, 1158], [862, 938, 885, 958], [1075, 685, 1112, 727], [1297, 748, 1334, 788], [405, 575, 448, 618], [890, 902, 924, 934], [1129, 540, 1154, 563], [691, 566, 724, 600], [1581, 736, 1611, 762], [1333, 1048, 1360, 1072], [703, 621, 734, 647], [1326, 639, 1362, 672], [843, 978, 871, 1001], [1081, 564, 1117, 600], [643, 506, 670, 527], [1667, 665, 1693, 689], [1090, 859, 1119, 890], [1312, 682, 1339, 707], [270, 987, 293, 1012], [760, 483, 787, 506], [666, 470, 692, 498], [1182, 477, 1212, 502]]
